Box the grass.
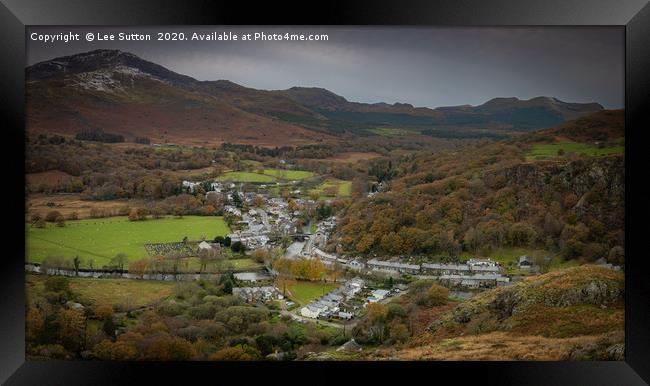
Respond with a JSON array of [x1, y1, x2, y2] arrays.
[[227, 258, 262, 270], [509, 304, 624, 338], [526, 141, 624, 161], [26, 216, 230, 267], [26, 274, 175, 309], [309, 179, 352, 200], [286, 281, 340, 305], [262, 169, 316, 180], [216, 169, 317, 183], [216, 171, 277, 183], [366, 127, 416, 137]]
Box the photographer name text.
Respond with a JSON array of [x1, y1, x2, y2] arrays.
[[30, 31, 329, 44]]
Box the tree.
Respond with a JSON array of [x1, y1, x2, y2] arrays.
[[173, 206, 184, 218], [309, 191, 321, 201], [55, 216, 66, 227], [389, 320, 410, 343], [254, 195, 265, 207], [231, 241, 245, 254], [253, 248, 268, 264], [608, 245, 624, 265], [427, 283, 449, 306], [72, 256, 81, 276], [94, 304, 114, 320], [110, 253, 128, 271], [129, 259, 149, 278], [26, 307, 44, 342], [44, 276, 70, 293], [219, 273, 235, 295], [56, 308, 86, 352], [208, 346, 256, 361], [232, 193, 243, 208], [366, 303, 389, 343], [45, 210, 62, 222], [30, 213, 42, 224]]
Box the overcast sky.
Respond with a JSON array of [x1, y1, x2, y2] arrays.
[[27, 26, 624, 108]]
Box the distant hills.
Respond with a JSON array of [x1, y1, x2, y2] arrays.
[[26, 49, 605, 146]]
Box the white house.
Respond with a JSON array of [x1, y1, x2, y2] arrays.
[[300, 305, 324, 319], [198, 241, 212, 251]]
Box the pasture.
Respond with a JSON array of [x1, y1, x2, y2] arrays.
[[216, 171, 277, 183], [367, 127, 416, 137], [526, 141, 624, 161], [26, 274, 175, 309], [286, 281, 340, 305], [309, 179, 352, 199], [26, 216, 230, 267], [262, 169, 316, 180], [216, 169, 317, 183]]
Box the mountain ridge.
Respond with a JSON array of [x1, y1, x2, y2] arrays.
[[27, 49, 606, 145]]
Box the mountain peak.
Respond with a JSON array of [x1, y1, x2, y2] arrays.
[[281, 86, 349, 109], [27, 49, 196, 86]]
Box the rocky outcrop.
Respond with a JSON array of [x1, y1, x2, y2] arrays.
[[442, 265, 624, 328]]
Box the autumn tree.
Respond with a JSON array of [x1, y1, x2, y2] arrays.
[[129, 259, 149, 279], [55, 215, 66, 227], [427, 283, 449, 306], [26, 307, 44, 341], [252, 248, 268, 264], [45, 210, 62, 222], [56, 308, 86, 353], [365, 303, 389, 343]]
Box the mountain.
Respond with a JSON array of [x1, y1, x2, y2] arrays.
[[26, 49, 605, 145]]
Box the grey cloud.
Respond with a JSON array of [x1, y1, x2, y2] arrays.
[[27, 26, 623, 108]]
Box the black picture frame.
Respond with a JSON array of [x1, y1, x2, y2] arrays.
[[1, 1, 648, 385]]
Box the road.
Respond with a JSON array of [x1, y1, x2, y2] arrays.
[[258, 209, 270, 227], [284, 241, 305, 259]]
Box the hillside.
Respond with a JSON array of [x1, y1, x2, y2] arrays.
[[524, 109, 624, 143], [375, 265, 624, 361], [27, 49, 604, 145], [333, 110, 625, 265]]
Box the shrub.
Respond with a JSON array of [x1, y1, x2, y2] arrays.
[[45, 210, 62, 222]]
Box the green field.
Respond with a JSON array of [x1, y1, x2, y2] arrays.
[[286, 281, 340, 305], [26, 216, 230, 266], [526, 141, 624, 161], [216, 171, 277, 183], [309, 179, 352, 200], [226, 258, 262, 270], [216, 169, 316, 183], [262, 168, 316, 180], [26, 274, 175, 309], [367, 127, 415, 137]]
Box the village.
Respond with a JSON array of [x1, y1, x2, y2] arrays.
[[176, 174, 569, 326], [29, 171, 620, 330], [179, 176, 528, 325]]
